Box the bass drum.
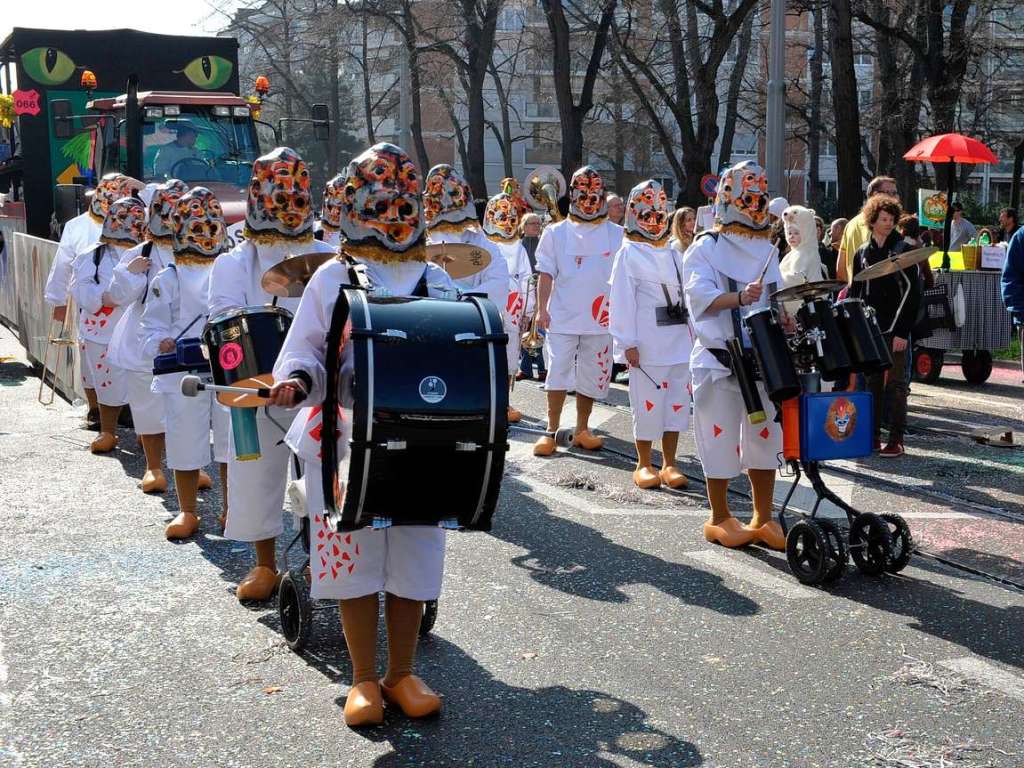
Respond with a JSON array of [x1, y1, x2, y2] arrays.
[[331, 289, 509, 532]]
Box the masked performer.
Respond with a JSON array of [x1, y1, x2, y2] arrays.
[[210, 147, 337, 601], [682, 162, 786, 550], [141, 188, 230, 539], [269, 143, 451, 727], [317, 173, 345, 249], [609, 180, 692, 489], [69, 196, 148, 453], [532, 166, 623, 456], [105, 180, 187, 493], [484, 192, 532, 423], [46, 173, 142, 427]]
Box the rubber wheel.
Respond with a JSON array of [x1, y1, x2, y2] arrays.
[[881, 513, 914, 573], [278, 567, 313, 652], [816, 518, 849, 583], [960, 350, 993, 385], [420, 599, 438, 637], [848, 513, 892, 576], [913, 348, 943, 383], [785, 519, 830, 586]]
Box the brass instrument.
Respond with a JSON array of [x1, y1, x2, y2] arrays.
[[520, 272, 544, 357], [522, 165, 566, 223], [38, 303, 76, 405]]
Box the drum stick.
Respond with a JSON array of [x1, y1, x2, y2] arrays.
[[756, 249, 774, 284], [180, 375, 306, 404], [634, 366, 663, 390]]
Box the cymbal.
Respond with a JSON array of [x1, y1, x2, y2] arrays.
[[854, 247, 937, 282], [425, 242, 491, 279], [771, 280, 845, 302], [261, 251, 335, 297]]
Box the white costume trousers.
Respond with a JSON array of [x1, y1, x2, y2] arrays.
[[692, 371, 782, 479], [223, 408, 294, 543], [124, 371, 165, 435], [82, 340, 126, 406], [303, 464, 446, 601], [543, 332, 612, 400], [628, 363, 691, 441], [163, 391, 230, 471], [79, 340, 95, 390]]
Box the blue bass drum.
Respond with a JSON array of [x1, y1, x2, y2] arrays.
[[799, 391, 873, 461], [327, 288, 509, 532]]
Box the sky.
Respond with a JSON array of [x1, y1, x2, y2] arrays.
[[1, 1, 231, 42]]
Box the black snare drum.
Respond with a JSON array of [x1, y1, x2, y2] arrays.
[[795, 298, 852, 382], [744, 307, 801, 402], [834, 298, 892, 373], [327, 289, 508, 532], [203, 305, 293, 408]]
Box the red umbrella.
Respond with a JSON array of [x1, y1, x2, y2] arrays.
[[903, 133, 998, 269]]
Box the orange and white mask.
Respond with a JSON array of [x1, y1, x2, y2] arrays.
[[244, 146, 314, 241], [483, 193, 521, 242], [171, 187, 227, 260], [624, 179, 670, 244], [321, 173, 345, 232], [423, 164, 476, 229], [147, 179, 189, 242], [716, 161, 769, 232], [89, 173, 143, 223], [101, 196, 148, 247], [568, 166, 607, 222]]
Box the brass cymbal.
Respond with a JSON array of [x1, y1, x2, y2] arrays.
[[425, 242, 492, 279], [771, 280, 845, 302], [260, 251, 335, 297], [854, 247, 937, 282]]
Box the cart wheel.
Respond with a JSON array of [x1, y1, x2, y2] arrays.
[[881, 513, 914, 573], [816, 518, 849, 582], [960, 350, 993, 385], [278, 567, 313, 652], [785, 519, 829, 586], [913, 348, 943, 383], [848, 513, 892, 576], [420, 600, 438, 637]]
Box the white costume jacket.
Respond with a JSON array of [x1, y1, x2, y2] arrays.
[[45, 212, 101, 306]]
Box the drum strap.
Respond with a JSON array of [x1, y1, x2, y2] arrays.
[[139, 241, 155, 304], [322, 283, 353, 530]]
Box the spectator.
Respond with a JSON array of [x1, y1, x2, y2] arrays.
[[818, 215, 840, 280], [768, 196, 788, 224], [948, 202, 977, 251], [670, 206, 696, 252], [837, 176, 899, 283], [519, 213, 542, 270], [997, 208, 1019, 244], [850, 195, 919, 458], [517, 212, 547, 382], [770, 216, 789, 258], [1001, 226, 1024, 378], [606, 194, 625, 225], [899, 214, 933, 288]]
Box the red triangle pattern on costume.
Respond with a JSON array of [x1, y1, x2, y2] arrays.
[[672, 404, 683, 412], [645, 400, 654, 412], [713, 424, 723, 437]]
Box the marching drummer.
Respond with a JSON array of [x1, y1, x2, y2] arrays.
[[209, 147, 337, 602], [532, 166, 623, 456], [318, 173, 344, 249], [269, 142, 452, 728], [140, 187, 231, 539], [682, 161, 787, 551], [483, 191, 532, 424], [69, 196, 148, 454], [608, 180, 692, 490]]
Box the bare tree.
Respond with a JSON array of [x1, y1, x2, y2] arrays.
[[828, 0, 865, 216]]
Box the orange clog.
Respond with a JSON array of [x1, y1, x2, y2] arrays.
[[381, 675, 442, 719], [703, 516, 755, 548]]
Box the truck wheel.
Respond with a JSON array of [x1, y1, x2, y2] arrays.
[[912, 348, 943, 383], [960, 350, 992, 385]]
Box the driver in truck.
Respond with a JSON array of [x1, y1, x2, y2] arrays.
[[153, 123, 199, 179]]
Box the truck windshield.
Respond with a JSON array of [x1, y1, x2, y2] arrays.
[[143, 106, 258, 185]]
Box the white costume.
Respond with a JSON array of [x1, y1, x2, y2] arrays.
[[780, 205, 828, 313], [210, 237, 338, 543], [535, 217, 622, 398], [45, 212, 101, 307], [609, 239, 692, 441], [275, 258, 456, 600], [683, 231, 784, 479]]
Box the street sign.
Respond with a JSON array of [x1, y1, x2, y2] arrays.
[[12, 90, 41, 117], [700, 173, 718, 198]]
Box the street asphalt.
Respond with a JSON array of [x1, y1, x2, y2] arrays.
[[1, 325, 1023, 768]]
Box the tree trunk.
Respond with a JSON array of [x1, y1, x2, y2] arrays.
[[1011, 138, 1024, 213], [807, 2, 824, 211], [326, 1, 341, 175], [718, 12, 754, 174], [461, 0, 499, 200], [407, 42, 430, 171], [361, 11, 375, 144], [828, 0, 865, 217]]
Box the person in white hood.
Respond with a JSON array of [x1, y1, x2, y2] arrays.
[[609, 180, 693, 490], [779, 204, 829, 314], [69, 196, 147, 453], [209, 147, 337, 602]]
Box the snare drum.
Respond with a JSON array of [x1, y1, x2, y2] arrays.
[[203, 305, 293, 408], [744, 307, 801, 402], [834, 298, 892, 373], [795, 298, 852, 382], [328, 288, 509, 532]]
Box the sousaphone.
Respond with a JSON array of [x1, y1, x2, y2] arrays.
[[522, 165, 566, 222]]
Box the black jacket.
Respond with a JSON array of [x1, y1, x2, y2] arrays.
[[850, 231, 920, 339]]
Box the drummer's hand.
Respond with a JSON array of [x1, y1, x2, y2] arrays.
[[126, 255, 151, 274], [537, 308, 551, 331], [781, 315, 797, 334], [52, 305, 67, 323], [892, 336, 908, 353], [268, 378, 307, 408], [158, 338, 175, 353], [624, 347, 640, 367], [100, 292, 118, 308], [741, 282, 763, 305]]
